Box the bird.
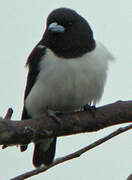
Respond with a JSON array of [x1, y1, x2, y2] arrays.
[[21, 7, 114, 168]]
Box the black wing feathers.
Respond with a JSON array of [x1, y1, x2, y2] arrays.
[[20, 43, 46, 152], [21, 42, 46, 120]]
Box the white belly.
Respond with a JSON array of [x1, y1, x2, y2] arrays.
[[25, 42, 113, 118]]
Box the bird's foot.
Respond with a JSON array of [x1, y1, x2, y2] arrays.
[[83, 104, 97, 117], [47, 109, 62, 127], [24, 126, 53, 140]]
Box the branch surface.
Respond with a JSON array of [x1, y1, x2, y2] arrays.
[[0, 101, 132, 146]]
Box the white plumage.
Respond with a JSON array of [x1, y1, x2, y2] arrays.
[[25, 41, 114, 118]]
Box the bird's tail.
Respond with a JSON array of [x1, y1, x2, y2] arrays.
[[33, 137, 57, 167]]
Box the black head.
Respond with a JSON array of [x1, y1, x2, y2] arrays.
[[41, 8, 95, 58]]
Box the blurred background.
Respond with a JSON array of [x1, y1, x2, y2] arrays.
[[0, 0, 132, 179]]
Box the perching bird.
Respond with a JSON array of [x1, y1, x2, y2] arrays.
[[21, 7, 114, 167]]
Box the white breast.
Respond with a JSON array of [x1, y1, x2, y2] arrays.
[[25, 41, 114, 118]]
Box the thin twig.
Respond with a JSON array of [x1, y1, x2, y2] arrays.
[[11, 124, 132, 180], [4, 108, 13, 120], [2, 108, 14, 149]]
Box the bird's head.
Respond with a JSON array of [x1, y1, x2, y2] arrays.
[[41, 8, 95, 58]]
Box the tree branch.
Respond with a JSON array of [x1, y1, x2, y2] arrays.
[[11, 124, 132, 180], [0, 101, 132, 147]]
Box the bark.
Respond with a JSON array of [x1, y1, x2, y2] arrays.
[[0, 100, 132, 147]]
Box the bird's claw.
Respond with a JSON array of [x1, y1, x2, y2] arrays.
[[47, 109, 62, 127], [83, 104, 97, 117]]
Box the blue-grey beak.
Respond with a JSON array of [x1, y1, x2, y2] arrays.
[[48, 22, 65, 33]]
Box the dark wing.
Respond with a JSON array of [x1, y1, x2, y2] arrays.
[[20, 42, 46, 152], [21, 42, 46, 120]]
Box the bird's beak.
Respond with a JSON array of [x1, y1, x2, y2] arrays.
[[48, 22, 65, 33]]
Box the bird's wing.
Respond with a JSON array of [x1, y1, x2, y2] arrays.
[[21, 42, 46, 120]]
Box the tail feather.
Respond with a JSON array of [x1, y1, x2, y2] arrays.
[[33, 137, 56, 167]]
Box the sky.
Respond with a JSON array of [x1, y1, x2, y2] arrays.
[[0, 0, 132, 179]]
